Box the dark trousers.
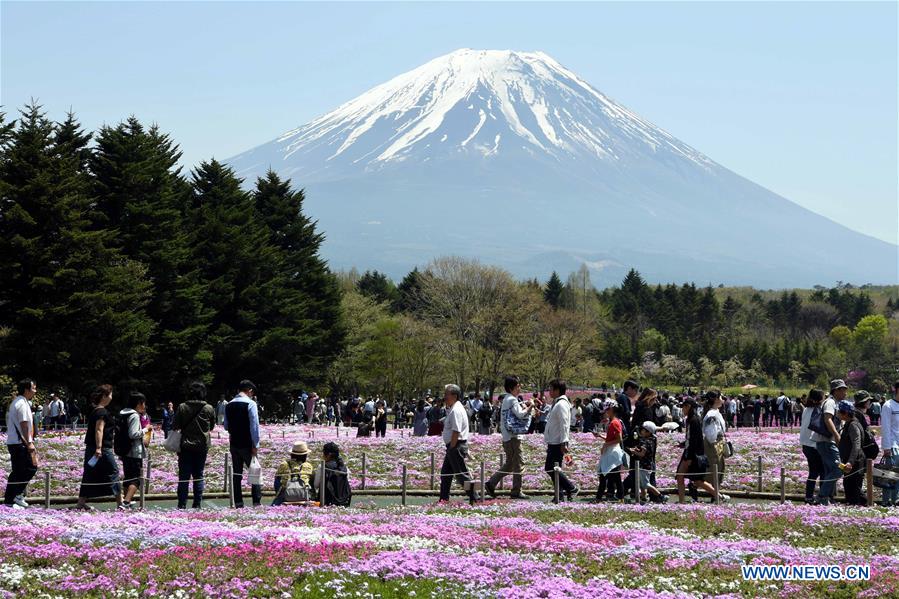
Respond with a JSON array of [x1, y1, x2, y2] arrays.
[[121, 457, 143, 492], [439, 442, 472, 500], [844, 463, 865, 505], [79, 448, 121, 499], [598, 471, 623, 499], [375, 419, 387, 437], [4, 444, 37, 504], [230, 447, 262, 507], [544, 444, 575, 494], [178, 450, 208, 508], [802, 445, 823, 500]]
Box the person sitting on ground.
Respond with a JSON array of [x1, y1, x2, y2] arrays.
[[272, 441, 315, 506], [312, 442, 352, 506], [627, 421, 667, 504]]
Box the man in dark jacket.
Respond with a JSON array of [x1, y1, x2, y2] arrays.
[[174, 381, 216, 509], [224, 380, 261, 508], [617, 380, 639, 437]]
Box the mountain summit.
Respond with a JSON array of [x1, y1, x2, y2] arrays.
[[228, 49, 897, 287]]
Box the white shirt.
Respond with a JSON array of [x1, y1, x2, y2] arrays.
[[48, 398, 64, 417], [363, 400, 375, 414], [499, 394, 531, 442], [5, 396, 33, 445], [543, 395, 571, 445], [881, 398, 899, 452], [799, 407, 816, 448], [442, 401, 469, 445], [809, 397, 841, 443]]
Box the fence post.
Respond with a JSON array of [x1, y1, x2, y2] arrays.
[[319, 462, 326, 506], [227, 461, 235, 508], [866, 459, 874, 507], [498, 455, 504, 491], [779, 467, 786, 504], [757, 456, 763, 493], [44, 471, 51, 509], [401, 464, 407, 507], [634, 460, 641, 502], [223, 453, 230, 493], [429, 452, 435, 490], [361, 453, 367, 491], [480, 460, 485, 502], [553, 465, 561, 504], [144, 452, 153, 494], [712, 462, 720, 505]]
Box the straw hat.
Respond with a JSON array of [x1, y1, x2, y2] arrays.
[[290, 441, 310, 456]]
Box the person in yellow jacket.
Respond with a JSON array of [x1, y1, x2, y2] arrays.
[[272, 441, 314, 505]]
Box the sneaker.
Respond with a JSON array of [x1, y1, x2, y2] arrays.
[[567, 486, 579, 501], [117, 502, 133, 511], [12, 496, 28, 508], [718, 494, 730, 504], [484, 481, 496, 498]]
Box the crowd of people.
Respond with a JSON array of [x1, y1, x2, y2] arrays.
[[3, 376, 898, 509]]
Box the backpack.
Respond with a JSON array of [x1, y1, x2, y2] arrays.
[[324, 462, 352, 507], [282, 462, 311, 504], [114, 412, 133, 457], [479, 402, 493, 425], [861, 423, 879, 460], [808, 406, 831, 437], [503, 395, 531, 435]]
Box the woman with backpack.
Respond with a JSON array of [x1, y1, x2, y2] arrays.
[[115, 392, 151, 510], [173, 382, 215, 509], [800, 390, 825, 504], [312, 442, 352, 506], [836, 400, 866, 506], [272, 441, 314, 505], [76, 385, 122, 510], [675, 398, 719, 504]]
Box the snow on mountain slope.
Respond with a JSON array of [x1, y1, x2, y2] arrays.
[[226, 49, 898, 287], [230, 49, 714, 182]]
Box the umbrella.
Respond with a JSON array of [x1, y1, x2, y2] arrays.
[[741, 384, 758, 390]]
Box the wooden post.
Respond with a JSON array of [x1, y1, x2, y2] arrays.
[[401, 464, 407, 507], [429, 452, 435, 490], [553, 465, 561, 504], [227, 461, 235, 508], [480, 460, 486, 502], [319, 462, 326, 506], [498, 455, 504, 491], [223, 453, 230, 493], [44, 471, 51, 509], [866, 459, 874, 507], [144, 452, 152, 495], [757, 456, 763, 493], [634, 460, 641, 502], [361, 453, 367, 491], [779, 467, 786, 504], [712, 462, 720, 505]]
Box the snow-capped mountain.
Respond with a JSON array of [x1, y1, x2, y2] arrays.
[[227, 49, 897, 287]]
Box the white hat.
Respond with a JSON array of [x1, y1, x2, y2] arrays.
[[640, 421, 657, 434]]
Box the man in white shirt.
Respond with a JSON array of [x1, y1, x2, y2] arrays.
[[46, 393, 65, 429], [486, 376, 532, 499], [4, 379, 38, 508], [439, 384, 474, 502], [812, 379, 846, 505], [880, 380, 899, 506], [543, 379, 578, 502]]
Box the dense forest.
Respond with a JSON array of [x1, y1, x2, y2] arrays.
[[1, 105, 896, 408]]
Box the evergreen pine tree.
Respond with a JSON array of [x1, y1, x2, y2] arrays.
[[90, 117, 212, 388], [357, 270, 399, 305], [393, 267, 423, 313], [543, 271, 563, 308], [251, 170, 344, 389], [0, 105, 153, 385]]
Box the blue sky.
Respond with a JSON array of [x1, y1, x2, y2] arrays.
[[2, 1, 896, 244]]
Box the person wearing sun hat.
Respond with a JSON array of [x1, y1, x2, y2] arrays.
[[272, 441, 314, 506]]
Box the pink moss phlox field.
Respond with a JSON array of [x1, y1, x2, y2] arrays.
[[0, 499, 896, 598]]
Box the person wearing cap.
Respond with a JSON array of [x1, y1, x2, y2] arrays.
[[224, 379, 262, 508], [879, 381, 899, 506], [272, 441, 314, 506], [836, 399, 865, 506], [627, 421, 667, 504], [812, 379, 846, 505]]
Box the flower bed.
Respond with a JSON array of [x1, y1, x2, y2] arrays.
[[0, 501, 896, 597], [0, 425, 840, 496]]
